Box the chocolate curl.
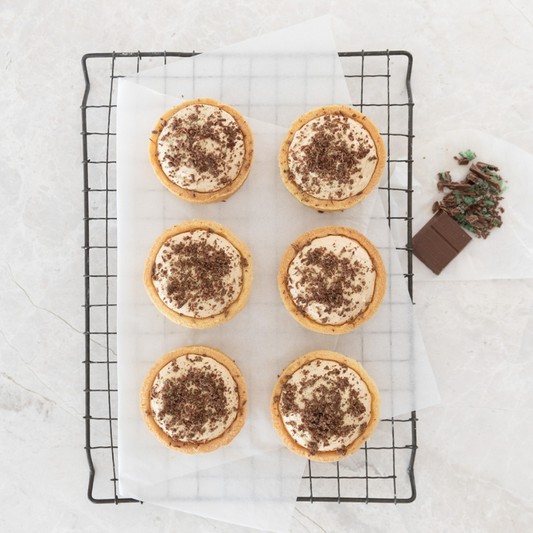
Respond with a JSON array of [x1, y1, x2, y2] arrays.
[[477, 161, 500, 172], [437, 171, 452, 192], [469, 163, 501, 191], [442, 182, 473, 191]]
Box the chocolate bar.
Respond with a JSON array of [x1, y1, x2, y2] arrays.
[[412, 210, 472, 275]]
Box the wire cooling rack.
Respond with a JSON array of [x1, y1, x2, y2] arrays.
[[82, 50, 417, 505]]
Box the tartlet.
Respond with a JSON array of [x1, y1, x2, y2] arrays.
[[279, 106, 386, 211], [271, 350, 380, 462], [149, 98, 254, 203], [144, 219, 253, 328], [141, 345, 248, 453], [278, 226, 386, 335]]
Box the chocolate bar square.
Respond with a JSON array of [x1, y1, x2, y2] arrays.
[[412, 210, 472, 275]]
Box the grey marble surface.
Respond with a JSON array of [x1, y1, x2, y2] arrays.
[[1, 1, 533, 531]]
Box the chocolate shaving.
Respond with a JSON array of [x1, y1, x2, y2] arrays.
[[437, 171, 452, 192], [454, 149, 476, 165], [454, 156, 470, 165], [469, 163, 501, 191]]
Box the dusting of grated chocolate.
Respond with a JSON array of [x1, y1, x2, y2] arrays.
[[288, 113, 377, 200], [154, 371, 228, 442], [150, 355, 239, 444], [336, 445, 348, 456], [158, 104, 244, 192], [141, 345, 249, 453], [152, 229, 243, 318], [271, 351, 380, 462], [279, 361, 368, 454], [287, 236, 375, 325]]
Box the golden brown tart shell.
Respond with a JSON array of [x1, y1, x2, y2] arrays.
[[278, 105, 386, 211], [141, 345, 248, 453], [271, 350, 380, 462], [278, 225, 386, 335], [149, 98, 254, 204], [144, 219, 253, 328]]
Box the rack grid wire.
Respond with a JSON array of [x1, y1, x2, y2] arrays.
[[82, 50, 417, 505]]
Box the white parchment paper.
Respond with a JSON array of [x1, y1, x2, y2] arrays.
[[389, 129, 533, 280], [131, 15, 351, 128], [116, 17, 440, 532]]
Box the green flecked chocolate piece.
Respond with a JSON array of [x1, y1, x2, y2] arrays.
[[459, 149, 477, 160]]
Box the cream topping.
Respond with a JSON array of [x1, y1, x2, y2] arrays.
[[151, 229, 243, 318], [288, 114, 377, 200], [151, 354, 239, 443], [158, 104, 245, 192], [287, 235, 376, 325], [280, 360, 371, 453]]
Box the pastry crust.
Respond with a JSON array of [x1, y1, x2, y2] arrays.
[[144, 219, 253, 328], [271, 350, 380, 462], [149, 98, 254, 203], [278, 226, 386, 335], [278, 106, 386, 211], [141, 345, 248, 453]]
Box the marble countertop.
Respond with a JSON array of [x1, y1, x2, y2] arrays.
[[1, 1, 533, 532]]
